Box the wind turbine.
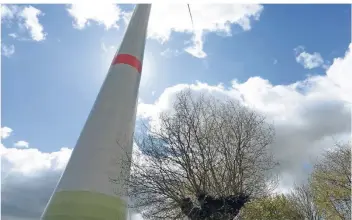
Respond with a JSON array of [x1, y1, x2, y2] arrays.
[[41, 4, 194, 220]]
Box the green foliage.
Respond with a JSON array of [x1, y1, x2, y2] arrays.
[[240, 194, 304, 220], [310, 144, 351, 220]]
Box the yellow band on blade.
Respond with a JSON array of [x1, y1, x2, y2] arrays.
[[43, 191, 127, 220]]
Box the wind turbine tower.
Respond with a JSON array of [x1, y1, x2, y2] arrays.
[[41, 4, 151, 220]]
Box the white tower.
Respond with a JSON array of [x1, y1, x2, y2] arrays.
[[41, 4, 151, 220]]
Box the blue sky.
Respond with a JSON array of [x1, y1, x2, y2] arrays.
[[2, 4, 350, 153], [1, 4, 351, 220]]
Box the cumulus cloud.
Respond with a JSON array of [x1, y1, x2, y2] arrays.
[[1, 44, 15, 57], [18, 6, 46, 41], [1, 131, 143, 219], [1, 5, 46, 41], [138, 43, 352, 192], [295, 46, 325, 69], [1, 144, 72, 219], [14, 140, 29, 148], [1, 4, 19, 20], [66, 4, 122, 30], [75, 4, 262, 58], [146, 4, 263, 58], [0, 126, 72, 218], [1, 126, 13, 139]]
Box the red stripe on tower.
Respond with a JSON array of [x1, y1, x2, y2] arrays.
[[112, 54, 142, 73]]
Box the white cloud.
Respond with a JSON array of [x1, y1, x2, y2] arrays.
[[1, 138, 143, 219], [1, 5, 19, 20], [14, 140, 29, 148], [138, 43, 352, 192], [8, 33, 18, 38], [295, 46, 325, 69], [66, 4, 122, 30], [1, 144, 71, 177], [1, 5, 46, 41], [18, 6, 46, 41], [1, 126, 13, 139], [1, 143, 72, 218], [1, 44, 15, 57], [68, 4, 262, 58], [325, 46, 352, 101], [146, 4, 263, 58]]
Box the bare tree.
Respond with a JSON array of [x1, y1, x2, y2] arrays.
[[310, 142, 351, 220], [113, 89, 278, 220], [288, 183, 322, 220]]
